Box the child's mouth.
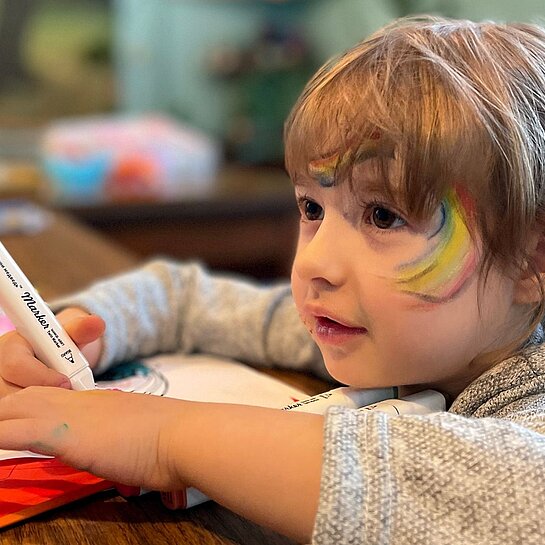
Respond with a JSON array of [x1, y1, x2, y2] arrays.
[[314, 316, 368, 345]]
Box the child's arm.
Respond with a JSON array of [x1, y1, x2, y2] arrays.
[[0, 387, 323, 543], [2, 374, 545, 544], [53, 260, 326, 377]]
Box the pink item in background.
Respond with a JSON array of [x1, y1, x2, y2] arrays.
[[0, 313, 15, 335], [42, 115, 222, 204]]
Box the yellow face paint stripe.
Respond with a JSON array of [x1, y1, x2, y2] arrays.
[[395, 190, 476, 302]]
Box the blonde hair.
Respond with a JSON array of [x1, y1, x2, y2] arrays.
[[284, 15, 545, 343]]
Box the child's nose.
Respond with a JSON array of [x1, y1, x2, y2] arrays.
[[292, 220, 349, 288]]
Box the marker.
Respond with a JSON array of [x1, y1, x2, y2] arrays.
[[282, 386, 397, 414], [160, 488, 209, 510], [282, 387, 445, 415], [0, 241, 95, 390], [357, 390, 446, 415]]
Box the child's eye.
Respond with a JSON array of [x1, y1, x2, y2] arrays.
[[300, 198, 324, 221], [369, 205, 406, 230]]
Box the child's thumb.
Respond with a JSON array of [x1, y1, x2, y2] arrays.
[[56, 308, 105, 369]]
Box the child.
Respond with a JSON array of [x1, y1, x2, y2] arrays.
[[1, 15, 545, 544]]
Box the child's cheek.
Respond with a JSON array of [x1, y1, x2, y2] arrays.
[[290, 268, 306, 318]]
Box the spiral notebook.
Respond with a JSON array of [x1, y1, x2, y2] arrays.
[[0, 354, 307, 528]]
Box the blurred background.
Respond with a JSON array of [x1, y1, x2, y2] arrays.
[[0, 0, 544, 279]]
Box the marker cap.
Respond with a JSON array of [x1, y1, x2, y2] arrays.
[[69, 366, 96, 391]]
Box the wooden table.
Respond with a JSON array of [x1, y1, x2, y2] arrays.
[[0, 210, 327, 545], [0, 212, 137, 300]]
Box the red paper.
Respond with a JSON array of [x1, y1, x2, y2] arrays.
[[0, 457, 112, 528]]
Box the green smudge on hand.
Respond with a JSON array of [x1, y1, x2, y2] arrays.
[[29, 423, 69, 455], [29, 440, 55, 455], [52, 423, 69, 438]]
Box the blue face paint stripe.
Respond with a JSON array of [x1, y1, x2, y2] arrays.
[[396, 202, 453, 274], [427, 203, 446, 239]]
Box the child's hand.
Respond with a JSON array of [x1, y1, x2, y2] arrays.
[[0, 308, 105, 397], [0, 386, 324, 540], [0, 387, 183, 491]]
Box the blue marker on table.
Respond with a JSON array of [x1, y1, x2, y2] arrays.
[[0, 241, 95, 390]]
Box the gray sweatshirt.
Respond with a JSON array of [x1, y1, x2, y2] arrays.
[[54, 260, 545, 545]]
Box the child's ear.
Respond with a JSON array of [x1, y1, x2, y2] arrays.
[[514, 230, 545, 304]]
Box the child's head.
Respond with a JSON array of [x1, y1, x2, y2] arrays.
[[285, 16, 545, 396]]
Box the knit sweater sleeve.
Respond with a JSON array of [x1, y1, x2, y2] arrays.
[[52, 259, 326, 376], [312, 407, 545, 545]]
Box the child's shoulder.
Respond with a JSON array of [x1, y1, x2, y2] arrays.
[[450, 343, 545, 420]]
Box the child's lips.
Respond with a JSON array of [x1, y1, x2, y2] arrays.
[[314, 316, 368, 345]]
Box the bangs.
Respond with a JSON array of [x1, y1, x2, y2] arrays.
[[284, 37, 492, 222]]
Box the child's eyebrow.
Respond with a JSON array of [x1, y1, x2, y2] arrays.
[[291, 171, 392, 198], [307, 138, 395, 188], [356, 176, 392, 195]]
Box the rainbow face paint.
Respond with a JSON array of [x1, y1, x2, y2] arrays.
[[394, 187, 477, 303], [308, 136, 394, 187], [308, 151, 348, 187]]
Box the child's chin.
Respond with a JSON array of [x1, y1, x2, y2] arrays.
[[323, 361, 372, 388], [324, 360, 398, 390]]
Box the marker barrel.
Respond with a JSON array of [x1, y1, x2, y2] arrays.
[[357, 390, 445, 415], [0, 242, 95, 390], [282, 386, 396, 414]]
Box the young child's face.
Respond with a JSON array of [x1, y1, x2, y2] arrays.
[[290, 156, 523, 396]]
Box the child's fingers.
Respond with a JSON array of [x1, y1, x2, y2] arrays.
[[0, 333, 71, 389], [56, 308, 105, 346], [2, 356, 71, 389], [0, 418, 41, 453], [0, 386, 67, 419], [56, 309, 104, 370], [0, 402, 66, 456]]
